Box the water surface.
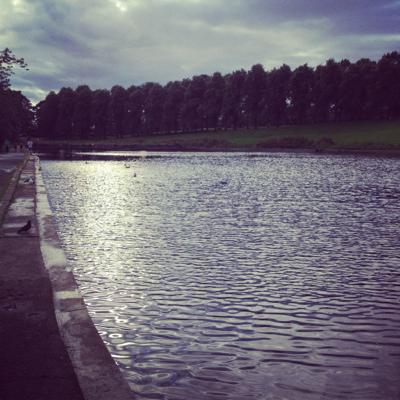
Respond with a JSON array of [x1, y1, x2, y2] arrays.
[[41, 152, 400, 400]]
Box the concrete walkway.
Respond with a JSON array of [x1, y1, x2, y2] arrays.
[[0, 152, 25, 218], [0, 156, 84, 399]]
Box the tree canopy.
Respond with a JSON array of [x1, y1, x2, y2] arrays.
[[35, 51, 400, 140], [1, 50, 398, 142], [0, 48, 33, 145]]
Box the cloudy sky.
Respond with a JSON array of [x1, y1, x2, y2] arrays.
[[1, 0, 399, 103]]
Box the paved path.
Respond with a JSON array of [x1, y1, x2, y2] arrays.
[[0, 152, 24, 208], [0, 156, 84, 400], [0, 152, 25, 174]]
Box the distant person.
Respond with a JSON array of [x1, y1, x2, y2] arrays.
[[4, 138, 10, 153], [27, 138, 33, 154]]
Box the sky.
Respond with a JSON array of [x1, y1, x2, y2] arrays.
[[1, 0, 399, 104]]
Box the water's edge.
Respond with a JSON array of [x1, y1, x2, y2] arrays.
[[35, 157, 133, 400]]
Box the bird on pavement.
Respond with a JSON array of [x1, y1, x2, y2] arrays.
[[17, 220, 31, 234]]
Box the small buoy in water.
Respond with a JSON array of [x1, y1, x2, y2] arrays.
[[133, 172, 137, 177], [85, 161, 89, 164], [124, 163, 130, 168]]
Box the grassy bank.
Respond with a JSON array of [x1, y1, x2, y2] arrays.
[[35, 120, 400, 153]]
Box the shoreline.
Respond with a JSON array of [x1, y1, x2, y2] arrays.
[[0, 155, 132, 400], [34, 143, 400, 159], [32, 120, 400, 158], [34, 156, 133, 400]]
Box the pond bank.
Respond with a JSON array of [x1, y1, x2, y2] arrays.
[[0, 156, 132, 400], [33, 120, 400, 158], [33, 142, 400, 160]]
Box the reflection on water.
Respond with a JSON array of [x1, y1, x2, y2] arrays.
[[41, 152, 400, 400]]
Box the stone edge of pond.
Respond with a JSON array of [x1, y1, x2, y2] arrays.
[[34, 157, 133, 400]]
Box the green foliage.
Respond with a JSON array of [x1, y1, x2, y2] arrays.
[[36, 92, 59, 138], [289, 64, 314, 124], [161, 81, 184, 133], [204, 72, 225, 130], [0, 48, 33, 145], [265, 64, 291, 127], [244, 64, 266, 128], [143, 83, 165, 134], [91, 89, 110, 138], [55, 87, 75, 139], [73, 85, 92, 139], [109, 85, 127, 137], [0, 48, 28, 91], [34, 51, 400, 145]]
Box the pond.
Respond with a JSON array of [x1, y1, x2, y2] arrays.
[[41, 152, 400, 400]]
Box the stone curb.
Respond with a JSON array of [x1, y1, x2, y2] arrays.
[[35, 157, 133, 400], [0, 155, 28, 226]]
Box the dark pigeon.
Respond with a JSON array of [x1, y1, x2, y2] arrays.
[[17, 220, 31, 234]]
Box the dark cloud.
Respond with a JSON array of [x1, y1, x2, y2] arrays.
[[244, 0, 400, 31], [1, 0, 398, 103]]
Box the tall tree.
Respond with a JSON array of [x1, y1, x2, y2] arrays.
[[244, 64, 267, 128], [55, 87, 75, 139], [91, 89, 110, 139], [0, 48, 28, 91], [180, 75, 208, 132], [289, 64, 314, 124], [0, 90, 33, 140], [0, 48, 32, 145], [204, 72, 225, 130], [337, 59, 376, 121], [109, 85, 127, 137], [143, 83, 165, 134], [221, 69, 247, 129], [36, 91, 59, 139], [73, 85, 92, 139], [125, 85, 144, 136], [266, 64, 291, 127], [311, 59, 342, 123], [161, 81, 184, 133], [376, 51, 400, 120]]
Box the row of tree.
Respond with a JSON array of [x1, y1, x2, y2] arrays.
[[2, 50, 400, 143], [37, 51, 400, 140], [0, 48, 34, 146]]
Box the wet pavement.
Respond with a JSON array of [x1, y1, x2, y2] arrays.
[[0, 152, 25, 174]]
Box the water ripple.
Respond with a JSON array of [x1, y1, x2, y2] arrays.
[[42, 152, 400, 400]]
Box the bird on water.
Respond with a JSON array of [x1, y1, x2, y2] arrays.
[[17, 220, 31, 234]]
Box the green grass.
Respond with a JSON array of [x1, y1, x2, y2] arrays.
[[36, 120, 400, 151]]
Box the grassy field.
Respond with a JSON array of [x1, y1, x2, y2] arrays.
[[35, 120, 400, 152]]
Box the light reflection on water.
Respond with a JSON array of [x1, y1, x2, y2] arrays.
[[41, 152, 400, 400]]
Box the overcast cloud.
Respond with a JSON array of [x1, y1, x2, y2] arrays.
[[1, 0, 399, 103]]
